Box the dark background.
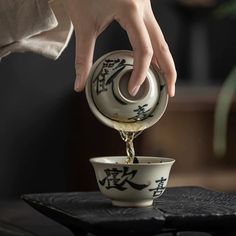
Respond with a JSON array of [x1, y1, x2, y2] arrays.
[[0, 0, 235, 198]]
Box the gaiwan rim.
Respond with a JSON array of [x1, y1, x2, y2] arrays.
[[89, 156, 175, 166], [85, 50, 169, 132]]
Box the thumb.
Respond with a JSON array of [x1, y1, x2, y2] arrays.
[[74, 30, 96, 92]]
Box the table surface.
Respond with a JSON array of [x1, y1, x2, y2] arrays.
[[22, 186, 236, 236], [0, 199, 72, 236]]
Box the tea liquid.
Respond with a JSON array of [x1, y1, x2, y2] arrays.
[[113, 122, 144, 164], [119, 131, 136, 164]]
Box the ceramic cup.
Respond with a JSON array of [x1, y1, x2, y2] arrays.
[[86, 50, 168, 132], [90, 156, 175, 207]]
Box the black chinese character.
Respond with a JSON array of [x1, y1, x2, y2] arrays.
[[99, 167, 149, 191], [93, 65, 109, 94], [128, 104, 153, 121], [92, 58, 132, 101], [149, 177, 167, 197]]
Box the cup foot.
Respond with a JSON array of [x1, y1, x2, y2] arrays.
[[112, 199, 153, 207]]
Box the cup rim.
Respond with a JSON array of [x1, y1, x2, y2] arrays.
[[89, 156, 175, 166]]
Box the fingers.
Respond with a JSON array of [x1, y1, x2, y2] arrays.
[[74, 30, 96, 92], [144, 13, 177, 97], [117, 8, 153, 96]]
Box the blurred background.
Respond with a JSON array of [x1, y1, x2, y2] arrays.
[[0, 0, 236, 201]]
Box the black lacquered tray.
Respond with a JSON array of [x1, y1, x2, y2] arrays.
[[22, 187, 236, 236]]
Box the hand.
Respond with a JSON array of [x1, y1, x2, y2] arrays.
[[63, 0, 177, 97]]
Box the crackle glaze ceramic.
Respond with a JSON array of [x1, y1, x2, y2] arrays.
[[90, 156, 175, 207], [85, 50, 168, 132]]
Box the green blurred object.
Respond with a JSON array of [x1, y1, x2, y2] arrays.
[[214, 0, 236, 18], [213, 66, 236, 157], [213, 0, 236, 157]]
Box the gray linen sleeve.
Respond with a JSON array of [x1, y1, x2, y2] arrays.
[[0, 0, 73, 59]]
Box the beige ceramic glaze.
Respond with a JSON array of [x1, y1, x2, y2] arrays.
[[90, 156, 175, 207], [85, 50, 168, 132]]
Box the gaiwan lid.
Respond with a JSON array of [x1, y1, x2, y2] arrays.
[[85, 50, 168, 132]]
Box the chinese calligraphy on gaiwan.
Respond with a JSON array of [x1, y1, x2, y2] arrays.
[[93, 58, 132, 96], [92, 58, 154, 121], [98, 167, 167, 197]]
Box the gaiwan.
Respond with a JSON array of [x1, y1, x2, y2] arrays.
[[85, 50, 175, 207], [86, 50, 168, 133]]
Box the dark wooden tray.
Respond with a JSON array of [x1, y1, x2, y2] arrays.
[[22, 187, 236, 236]]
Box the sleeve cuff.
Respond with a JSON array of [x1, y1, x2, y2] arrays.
[[0, 0, 73, 60]]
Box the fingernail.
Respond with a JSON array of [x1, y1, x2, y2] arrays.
[[74, 75, 82, 92], [169, 86, 175, 97], [130, 85, 140, 96]]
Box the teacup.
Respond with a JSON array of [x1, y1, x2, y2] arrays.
[[90, 156, 175, 207]]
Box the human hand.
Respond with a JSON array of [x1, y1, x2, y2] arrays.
[[63, 0, 177, 97]]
